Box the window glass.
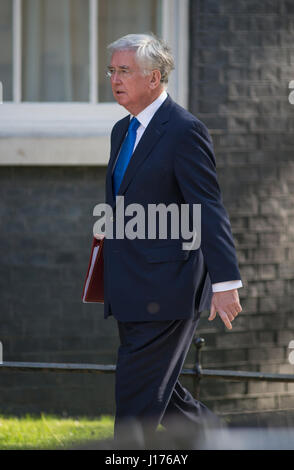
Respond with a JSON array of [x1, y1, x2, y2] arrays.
[[22, 0, 89, 102], [0, 0, 13, 101], [98, 0, 162, 102]]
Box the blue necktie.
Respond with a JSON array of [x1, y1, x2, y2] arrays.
[[113, 117, 140, 196]]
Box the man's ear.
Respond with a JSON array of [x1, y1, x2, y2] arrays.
[[149, 69, 162, 89]]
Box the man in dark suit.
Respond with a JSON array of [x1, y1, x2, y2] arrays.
[[101, 33, 242, 445]]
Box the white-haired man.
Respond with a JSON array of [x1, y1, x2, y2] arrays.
[[101, 33, 242, 446]]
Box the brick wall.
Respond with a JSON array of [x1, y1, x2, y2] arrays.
[[184, 0, 294, 415], [0, 167, 119, 416]]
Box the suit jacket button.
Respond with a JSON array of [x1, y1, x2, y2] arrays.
[[147, 302, 160, 314]]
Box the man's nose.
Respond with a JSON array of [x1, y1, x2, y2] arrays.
[[112, 72, 122, 83]]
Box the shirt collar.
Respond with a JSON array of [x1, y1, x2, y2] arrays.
[[132, 90, 168, 129]]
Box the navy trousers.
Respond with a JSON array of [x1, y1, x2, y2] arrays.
[[114, 313, 218, 445]]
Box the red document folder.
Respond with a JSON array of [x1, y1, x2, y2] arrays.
[[82, 236, 104, 303]]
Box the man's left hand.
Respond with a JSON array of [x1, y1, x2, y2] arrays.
[[208, 289, 242, 330]]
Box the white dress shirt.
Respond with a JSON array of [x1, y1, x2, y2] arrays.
[[131, 90, 242, 293]]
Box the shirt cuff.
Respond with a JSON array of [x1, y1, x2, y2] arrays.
[[212, 280, 243, 293]]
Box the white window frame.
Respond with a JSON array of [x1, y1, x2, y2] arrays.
[[0, 0, 189, 138]]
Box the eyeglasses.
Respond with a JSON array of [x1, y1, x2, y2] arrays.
[[106, 66, 153, 79], [105, 67, 135, 79]]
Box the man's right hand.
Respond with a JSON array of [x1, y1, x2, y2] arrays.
[[208, 289, 242, 330]]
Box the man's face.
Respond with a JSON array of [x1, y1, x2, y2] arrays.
[[108, 50, 155, 115]]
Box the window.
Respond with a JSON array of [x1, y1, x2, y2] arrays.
[[0, 0, 188, 138], [98, 0, 162, 103], [22, 0, 91, 102]]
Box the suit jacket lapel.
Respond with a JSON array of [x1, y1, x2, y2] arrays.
[[105, 115, 130, 207], [108, 95, 173, 210]]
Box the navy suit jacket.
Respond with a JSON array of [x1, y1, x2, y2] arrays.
[[103, 95, 241, 322]]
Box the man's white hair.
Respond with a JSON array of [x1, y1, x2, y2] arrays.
[[108, 33, 175, 84]]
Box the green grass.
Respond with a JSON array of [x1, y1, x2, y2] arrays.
[[0, 414, 114, 450]]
